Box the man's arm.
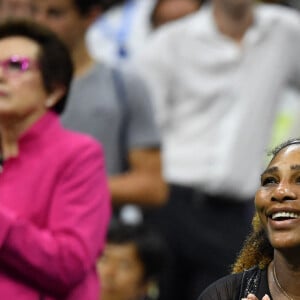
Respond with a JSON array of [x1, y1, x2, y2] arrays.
[[109, 148, 169, 207]]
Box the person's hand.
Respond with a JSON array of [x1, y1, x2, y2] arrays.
[[242, 294, 271, 300]]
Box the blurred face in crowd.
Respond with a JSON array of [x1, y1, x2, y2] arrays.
[[153, 0, 201, 28], [98, 243, 148, 300], [31, 0, 88, 51], [213, 0, 253, 16], [0, 0, 34, 18]]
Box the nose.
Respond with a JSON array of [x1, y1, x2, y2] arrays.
[[33, 13, 46, 24], [99, 261, 117, 278], [271, 184, 297, 202], [32, 8, 47, 25]]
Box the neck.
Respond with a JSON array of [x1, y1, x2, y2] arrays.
[[213, 2, 254, 43], [270, 255, 300, 300], [71, 39, 95, 77], [0, 110, 46, 160], [0, 122, 21, 159]]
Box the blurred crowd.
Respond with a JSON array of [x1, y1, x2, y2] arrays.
[[1, 0, 300, 300]]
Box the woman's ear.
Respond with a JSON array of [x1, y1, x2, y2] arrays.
[[45, 85, 66, 108]]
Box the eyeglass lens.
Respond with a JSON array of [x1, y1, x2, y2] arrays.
[[0, 56, 33, 76]]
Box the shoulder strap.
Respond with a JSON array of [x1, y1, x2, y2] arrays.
[[111, 67, 130, 171], [239, 266, 261, 299]]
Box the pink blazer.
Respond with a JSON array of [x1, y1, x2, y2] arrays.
[[0, 111, 111, 299]]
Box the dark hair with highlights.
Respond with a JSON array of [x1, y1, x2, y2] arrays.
[[232, 213, 273, 273]]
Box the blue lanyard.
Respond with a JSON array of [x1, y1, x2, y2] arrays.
[[98, 0, 137, 60]]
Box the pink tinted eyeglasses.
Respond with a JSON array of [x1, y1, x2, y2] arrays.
[[0, 55, 38, 77]]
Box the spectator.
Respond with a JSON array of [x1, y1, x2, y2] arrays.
[[261, 0, 300, 153], [99, 221, 167, 300], [133, 0, 300, 299], [0, 19, 110, 299], [31, 0, 168, 220], [86, 0, 157, 65]]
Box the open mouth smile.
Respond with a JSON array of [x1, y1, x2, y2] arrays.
[[271, 211, 300, 221]]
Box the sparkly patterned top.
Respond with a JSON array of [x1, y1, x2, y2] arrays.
[[197, 266, 271, 300]]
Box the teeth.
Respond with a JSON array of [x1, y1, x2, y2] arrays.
[[271, 212, 300, 220]]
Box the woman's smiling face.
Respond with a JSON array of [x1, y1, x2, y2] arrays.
[[255, 144, 300, 250]]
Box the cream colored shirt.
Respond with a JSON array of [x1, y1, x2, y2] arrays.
[[134, 4, 300, 198]]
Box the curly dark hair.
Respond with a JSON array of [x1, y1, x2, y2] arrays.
[[232, 213, 273, 273]]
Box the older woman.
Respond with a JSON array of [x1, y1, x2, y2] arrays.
[[198, 138, 300, 300], [0, 19, 111, 299]]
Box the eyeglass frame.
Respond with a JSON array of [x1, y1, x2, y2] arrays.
[[0, 55, 39, 77]]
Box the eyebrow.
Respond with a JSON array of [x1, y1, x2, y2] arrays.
[[260, 164, 300, 177], [291, 164, 300, 170], [261, 166, 278, 178]]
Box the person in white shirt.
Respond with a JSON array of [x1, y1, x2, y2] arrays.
[[133, 0, 300, 299], [86, 0, 157, 66], [31, 0, 168, 221]]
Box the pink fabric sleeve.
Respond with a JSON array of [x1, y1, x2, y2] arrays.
[[0, 142, 111, 296]]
